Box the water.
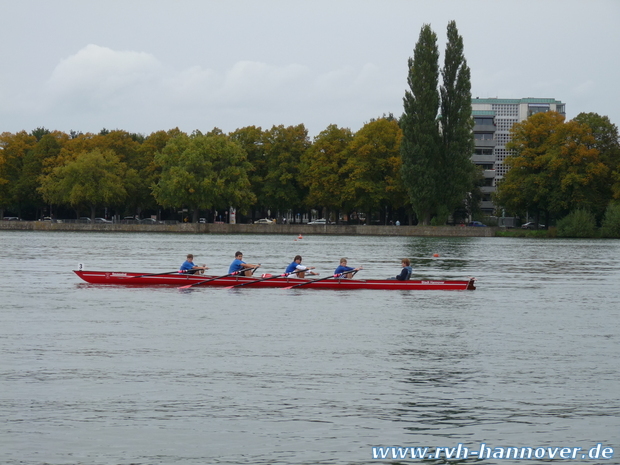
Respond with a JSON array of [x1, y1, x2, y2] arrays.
[[1, 231, 619, 464]]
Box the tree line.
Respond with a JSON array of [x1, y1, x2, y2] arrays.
[[0, 120, 412, 224]]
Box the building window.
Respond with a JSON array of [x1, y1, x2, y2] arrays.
[[474, 133, 494, 140], [474, 148, 493, 155], [528, 103, 550, 117], [474, 117, 495, 126]]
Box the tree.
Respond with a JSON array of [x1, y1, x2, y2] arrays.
[[601, 202, 620, 238], [38, 149, 128, 219], [300, 124, 353, 219], [0, 131, 38, 218], [152, 132, 255, 222], [14, 132, 69, 218], [400, 24, 441, 225], [229, 126, 266, 218], [340, 118, 404, 223], [261, 124, 310, 215], [572, 112, 620, 200], [495, 112, 608, 222], [556, 209, 597, 238], [129, 128, 183, 217], [439, 20, 476, 218]]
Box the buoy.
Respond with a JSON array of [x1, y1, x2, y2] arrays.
[[298, 234, 303, 239], [433, 253, 439, 257]]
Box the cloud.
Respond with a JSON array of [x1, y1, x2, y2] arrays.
[[32, 43, 398, 135], [46, 44, 162, 109]]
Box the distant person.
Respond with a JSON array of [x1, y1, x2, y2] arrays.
[[228, 251, 260, 276], [179, 254, 209, 275], [334, 258, 363, 279], [388, 258, 412, 280], [285, 255, 318, 278], [395, 220, 400, 226]]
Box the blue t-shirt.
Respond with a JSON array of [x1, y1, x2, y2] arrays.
[[229, 258, 246, 274], [179, 260, 195, 273], [334, 265, 354, 275], [286, 261, 307, 274]]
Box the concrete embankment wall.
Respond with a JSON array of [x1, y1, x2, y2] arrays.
[[0, 221, 496, 237]]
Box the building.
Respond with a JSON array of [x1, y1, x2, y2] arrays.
[[471, 98, 566, 214]]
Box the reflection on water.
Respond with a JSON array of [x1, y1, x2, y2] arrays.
[[1, 231, 619, 464]]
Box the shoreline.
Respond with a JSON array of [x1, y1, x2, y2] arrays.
[[0, 221, 496, 237]]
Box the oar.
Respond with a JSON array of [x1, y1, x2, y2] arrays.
[[284, 269, 359, 289], [178, 266, 260, 289], [225, 269, 303, 289], [125, 271, 182, 279]]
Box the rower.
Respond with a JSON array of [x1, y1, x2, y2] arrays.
[[334, 257, 363, 279], [285, 255, 318, 278], [228, 251, 260, 277], [179, 254, 209, 275], [387, 258, 412, 280]]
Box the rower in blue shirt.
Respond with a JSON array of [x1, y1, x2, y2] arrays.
[[285, 255, 318, 278], [228, 251, 260, 277], [334, 257, 363, 279], [179, 254, 209, 274]]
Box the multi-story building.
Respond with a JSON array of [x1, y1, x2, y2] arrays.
[[470, 98, 566, 214]]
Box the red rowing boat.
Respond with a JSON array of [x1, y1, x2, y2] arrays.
[[74, 270, 476, 290]]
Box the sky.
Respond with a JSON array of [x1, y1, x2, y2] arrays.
[[1, 0, 619, 139]]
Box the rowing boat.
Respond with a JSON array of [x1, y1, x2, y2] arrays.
[[73, 270, 476, 290]]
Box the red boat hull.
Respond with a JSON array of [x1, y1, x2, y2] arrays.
[[74, 271, 476, 290]]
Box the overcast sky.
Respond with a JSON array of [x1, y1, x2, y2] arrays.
[[1, 0, 618, 138]]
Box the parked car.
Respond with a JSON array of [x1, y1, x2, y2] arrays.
[[2, 217, 19, 221], [467, 221, 487, 227], [95, 218, 112, 223], [307, 219, 332, 225], [254, 218, 274, 224], [199, 218, 207, 224], [521, 222, 545, 229], [79, 217, 92, 222], [140, 218, 158, 224]]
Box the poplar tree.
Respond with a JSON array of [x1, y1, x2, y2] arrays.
[[440, 21, 475, 219], [401, 21, 475, 225], [400, 24, 441, 225]]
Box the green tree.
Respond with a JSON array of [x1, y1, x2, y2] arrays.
[[0, 131, 38, 218], [341, 118, 404, 223], [229, 126, 266, 218], [440, 20, 476, 216], [129, 128, 183, 217], [152, 132, 255, 222], [300, 124, 353, 220], [38, 149, 128, 219], [572, 112, 620, 200], [261, 124, 310, 215], [601, 202, 620, 238], [400, 24, 441, 225], [14, 132, 69, 218], [556, 209, 597, 238]]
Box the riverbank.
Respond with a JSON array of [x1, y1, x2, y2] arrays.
[[0, 221, 497, 237]]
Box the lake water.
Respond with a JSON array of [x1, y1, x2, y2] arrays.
[[1, 231, 619, 464]]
